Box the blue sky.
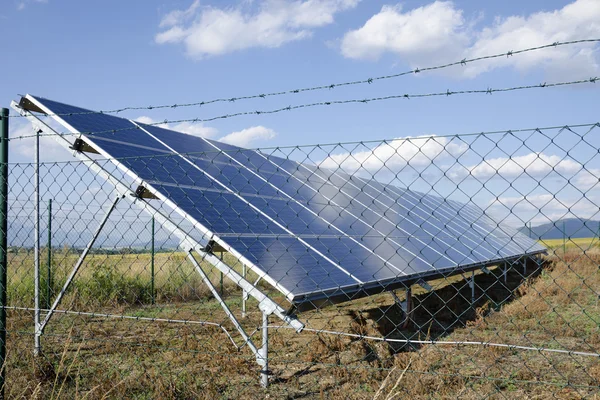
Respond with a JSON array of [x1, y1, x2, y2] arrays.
[[2, 0, 600, 229]]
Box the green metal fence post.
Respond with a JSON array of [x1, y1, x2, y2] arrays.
[[46, 199, 52, 310], [0, 108, 10, 398], [151, 216, 155, 305]]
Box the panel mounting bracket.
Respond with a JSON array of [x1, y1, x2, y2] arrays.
[[133, 185, 159, 200], [416, 279, 432, 292], [69, 138, 100, 154], [203, 239, 226, 254], [19, 96, 47, 114]]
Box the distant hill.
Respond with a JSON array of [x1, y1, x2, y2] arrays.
[[519, 218, 600, 240]]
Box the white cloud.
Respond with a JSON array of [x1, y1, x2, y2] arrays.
[[160, 0, 201, 28], [135, 116, 218, 138], [136, 117, 277, 147], [318, 136, 467, 174], [9, 120, 71, 162], [218, 126, 277, 147], [341, 2, 469, 62], [463, 0, 600, 78], [449, 152, 581, 180], [488, 193, 600, 225], [489, 193, 563, 210], [156, 0, 360, 58], [573, 168, 600, 190], [341, 0, 600, 78]]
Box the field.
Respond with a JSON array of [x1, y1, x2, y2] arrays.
[[3, 245, 600, 399], [541, 237, 600, 250]]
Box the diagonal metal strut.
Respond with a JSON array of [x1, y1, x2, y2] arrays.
[[38, 194, 123, 334], [186, 251, 260, 358]]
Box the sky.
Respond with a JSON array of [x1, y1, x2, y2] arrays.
[[1, 0, 600, 237]]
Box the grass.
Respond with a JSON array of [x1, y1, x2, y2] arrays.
[[7, 248, 253, 309], [3, 247, 600, 398]]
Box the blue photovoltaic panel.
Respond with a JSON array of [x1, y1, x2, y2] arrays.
[[28, 95, 546, 305]]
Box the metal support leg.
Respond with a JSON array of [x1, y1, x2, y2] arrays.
[[503, 263, 507, 284], [523, 257, 527, 275], [470, 271, 475, 306], [38, 195, 122, 334], [186, 251, 259, 357], [260, 312, 269, 388], [403, 287, 412, 329], [391, 287, 413, 329], [242, 263, 247, 318]]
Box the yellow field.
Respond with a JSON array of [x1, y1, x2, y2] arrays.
[[540, 236, 599, 249]]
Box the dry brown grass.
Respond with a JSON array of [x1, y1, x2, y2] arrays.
[[3, 250, 599, 399]]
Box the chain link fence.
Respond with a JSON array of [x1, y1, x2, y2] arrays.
[[3, 118, 600, 399]]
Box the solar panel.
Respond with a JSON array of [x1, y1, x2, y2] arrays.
[[25, 95, 546, 306]]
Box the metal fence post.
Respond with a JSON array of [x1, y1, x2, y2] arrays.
[[46, 199, 52, 310], [0, 108, 9, 399], [151, 216, 155, 305], [34, 127, 40, 356]]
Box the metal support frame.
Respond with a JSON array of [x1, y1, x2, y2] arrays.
[[37, 195, 122, 335], [391, 287, 412, 329], [11, 101, 304, 383], [187, 250, 273, 386], [12, 99, 303, 332], [242, 264, 247, 318], [470, 271, 475, 306], [13, 99, 305, 387], [186, 251, 259, 355], [416, 279, 432, 292]]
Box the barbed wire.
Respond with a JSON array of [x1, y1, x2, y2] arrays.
[[10, 77, 599, 142], [8, 38, 600, 119]]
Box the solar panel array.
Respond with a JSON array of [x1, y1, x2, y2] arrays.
[[28, 95, 546, 306]]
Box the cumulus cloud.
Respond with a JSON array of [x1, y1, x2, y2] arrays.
[[318, 136, 467, 174], [135, 116, 218, 138], [156, 0, 359, 58], [573, 168, 600, 190], [218, 126, 277, 147], [488, 193, 600, 225], [449, 152, 581, 180], [341, 2, 469, 63], [136, 117, 277, 147], [341, 0, 600, 78], [9, 120, 71, 162]]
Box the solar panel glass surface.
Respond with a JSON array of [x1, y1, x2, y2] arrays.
[[29, 95, 546, 304]]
